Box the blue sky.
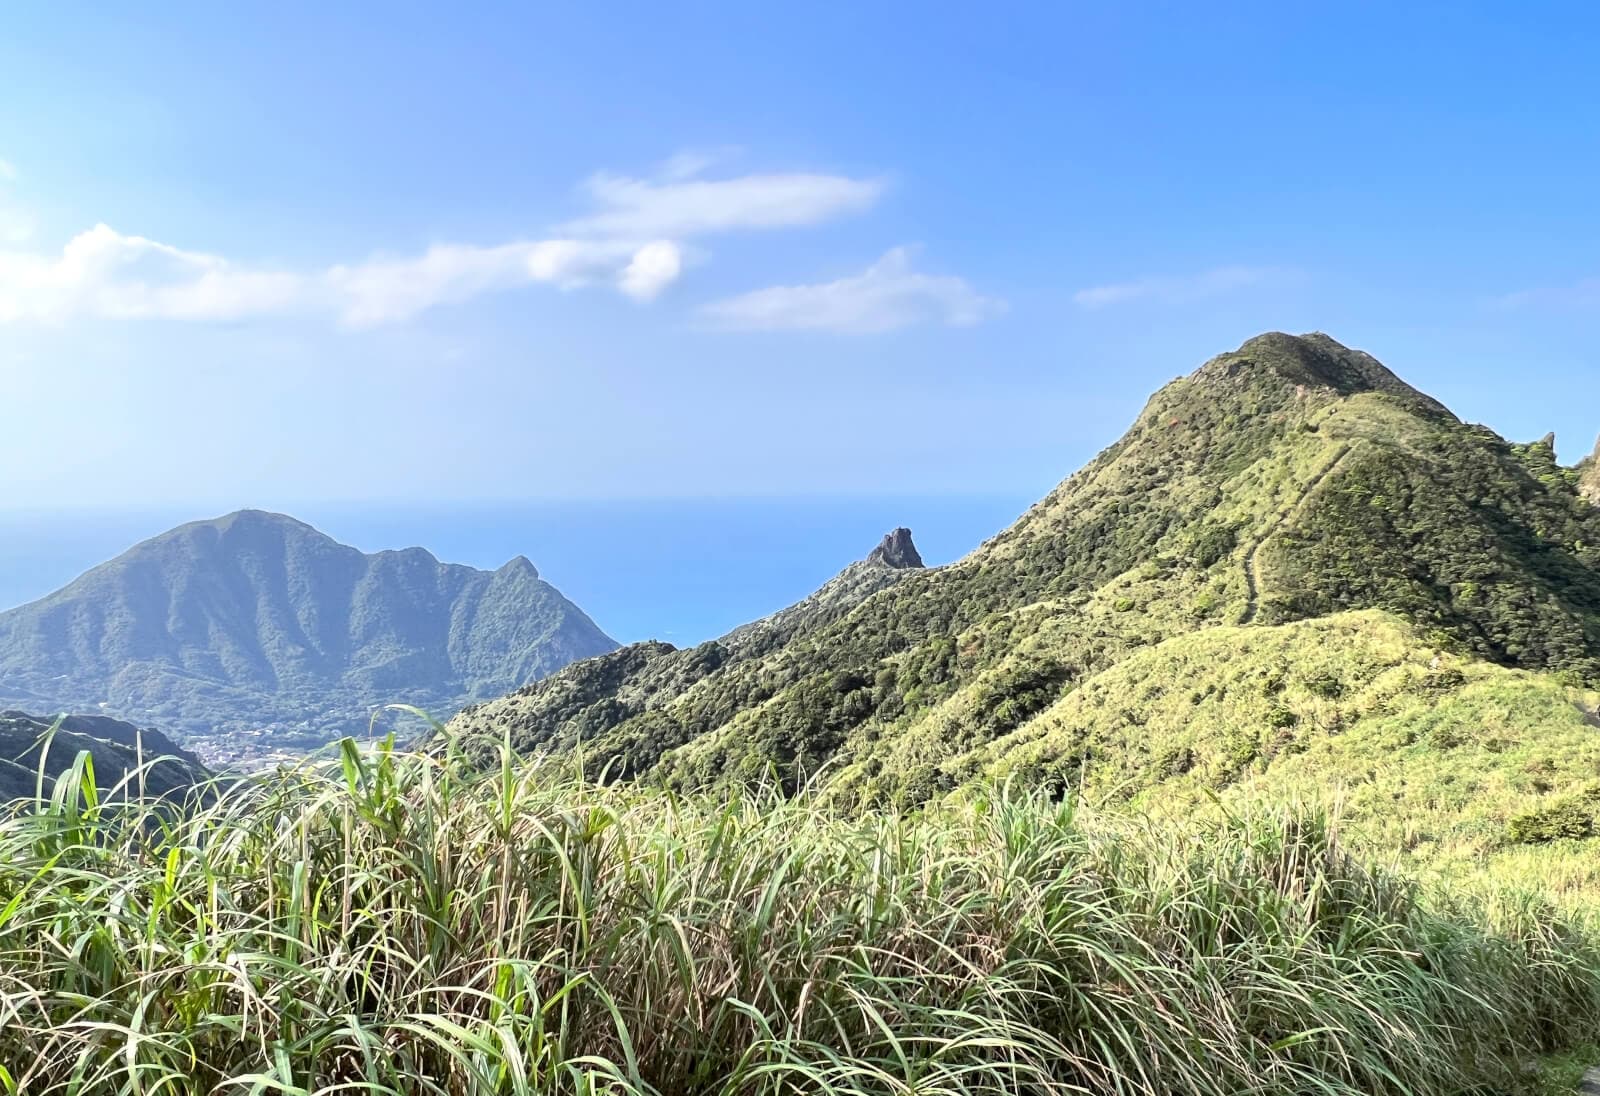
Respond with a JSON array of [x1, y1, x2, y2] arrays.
[[3, 2, 1599, 511]]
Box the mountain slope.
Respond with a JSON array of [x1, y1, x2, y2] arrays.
[[452, 527, 928, 780], [0, 710, 205, 800], [1582, 435, 1600, 504], [450, 333, 1600, 856], [0, 511, 617, 755]]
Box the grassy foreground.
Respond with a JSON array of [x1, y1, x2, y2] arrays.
[[2, 735, 1599, 1095]]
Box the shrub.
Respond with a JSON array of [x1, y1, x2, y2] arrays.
[[1187, 523, 1238, 568], [1508, 799, 1597, 843], [1267, 705, 1300, 729], [1306, 672, 1345, 698]]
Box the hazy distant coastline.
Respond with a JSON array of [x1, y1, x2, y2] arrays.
[[0, 495, 1034, 646]]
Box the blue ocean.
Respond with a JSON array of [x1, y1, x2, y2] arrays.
[[0, 495, 1038, 646]]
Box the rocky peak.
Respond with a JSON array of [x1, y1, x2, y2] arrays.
[[867, 527, 924, 570], [497, 555, 541, 579]]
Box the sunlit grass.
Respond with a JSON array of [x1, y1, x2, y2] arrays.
[[1, 725, 1597, 1094]]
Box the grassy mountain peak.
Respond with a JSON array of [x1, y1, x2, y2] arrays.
[[450, 333, 1600, 883], [1193, 330, 1453, 413]]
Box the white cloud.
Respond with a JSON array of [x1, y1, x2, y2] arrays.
[[325, 241, 534, 328], [1072, 266, 1281, 309], [0, 160, 16, 182], [0, 227, 688, 327], [618, 240, 682, 301], [0, 153, 887, 327], [327, 239, 638, 327], [700, 247, 1005, 334], [522, 238, 642, 287], [329, 237, 683, 324], [0, 224, 301, 324], [563, 170, 886, 238]]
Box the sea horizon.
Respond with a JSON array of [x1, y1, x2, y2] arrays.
[[0, 493, 1040, 647]]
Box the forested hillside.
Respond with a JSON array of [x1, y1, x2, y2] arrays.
[[0, 511, 617, 756]]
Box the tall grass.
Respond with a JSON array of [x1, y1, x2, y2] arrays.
[[1, 731, 1597, 1094]]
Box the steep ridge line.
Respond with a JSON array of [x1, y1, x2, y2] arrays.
[[1240, 442, 1357, 625], [450, 333, 1600, 810]]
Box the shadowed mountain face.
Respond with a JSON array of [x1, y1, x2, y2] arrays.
[[452, 332, 1600, 815], [0, 710, 205, 800], [0, 511, 617, 750], [1582, 436, 1600, 505]]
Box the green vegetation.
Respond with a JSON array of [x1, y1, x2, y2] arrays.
[[1580, 435, 1600, 505], [453, 333, 1600, 825], [4, 735, 1599, 1095], [0, 710, 204, 800], [1508, 797, 1599, 844], [0, 510, 616, 761], [934, 611, 1600, 889], [11, 333, 1600, 1089]]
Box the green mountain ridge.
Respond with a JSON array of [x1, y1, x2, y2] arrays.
[[451, 332, 1600, 874], [453, 525, 930, 780], [0, 510, 618, 755], [0, 709, 206, 800]]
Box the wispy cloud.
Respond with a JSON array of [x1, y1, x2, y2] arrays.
[[562, 170, 885, 238], [701, 247, 1005, 334], [654, 148, 742, 182], [1498, 278, 1600, 310], [0, 224, 300, 324], [0, 154, 882, 327], [0, 160, 16, 183], [1072, 266, 1283, 309]]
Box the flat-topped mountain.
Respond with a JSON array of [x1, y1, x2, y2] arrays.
[[0, 511, 617, 757], [451, 333, 1600, 869]]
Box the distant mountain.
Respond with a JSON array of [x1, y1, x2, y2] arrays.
[[0, 710, 205, 800], [451, 333, 1600, 867], [0, 511, 618, 757]]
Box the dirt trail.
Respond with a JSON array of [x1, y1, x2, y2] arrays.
[[1239, 442, 1355, 625]]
